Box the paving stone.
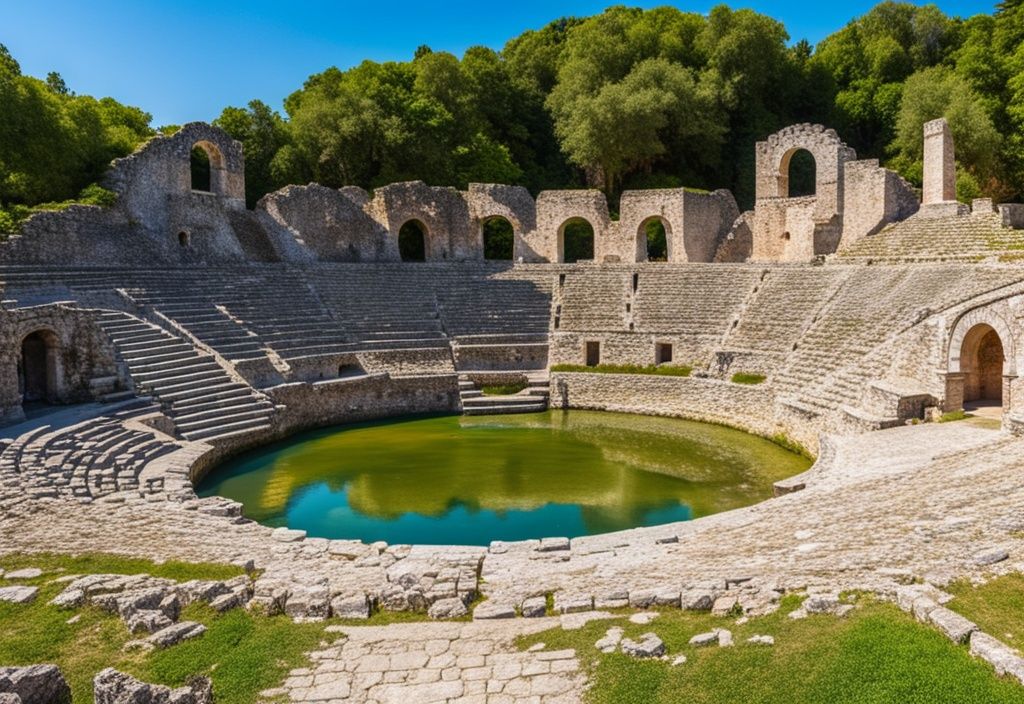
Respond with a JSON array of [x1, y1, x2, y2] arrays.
[[0, 587, 37, 604], [4, 568, 42, 580], [972, 547, 1009, 566], [620, 632, 665, 658], [928, 606, 977, 644], [473, 602, 515, 620]]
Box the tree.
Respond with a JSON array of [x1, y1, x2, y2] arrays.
[[891, 66, 1001, 200], [214, 100, 292, 206]]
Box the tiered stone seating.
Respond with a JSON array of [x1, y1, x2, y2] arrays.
[[96, 311, 276, 441], [838, 212, 1024, 262], [307, 265, 449, 354], [557, 269, 629, 331], [773, 265, 1024, 414], [0, 403, 181, 501], [630, 265, 763, 333], [435, 266, 553, 339], [723, 267, 852, 365]]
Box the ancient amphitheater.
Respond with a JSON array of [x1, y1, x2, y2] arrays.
[[6, 116, 1024, 701]]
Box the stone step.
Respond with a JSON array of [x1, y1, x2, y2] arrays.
[[182, 417, 273, 441]]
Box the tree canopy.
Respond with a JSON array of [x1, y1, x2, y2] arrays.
[[3, 1, 1024, 219]]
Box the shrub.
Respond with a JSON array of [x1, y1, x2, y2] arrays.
[[481, 382, 528, 396]]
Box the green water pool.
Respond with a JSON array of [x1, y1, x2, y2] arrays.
[[197, 410, 811, 546]]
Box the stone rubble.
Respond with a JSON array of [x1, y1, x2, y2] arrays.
[[0, 665, 71, 704], [93, 668, 212, 704]]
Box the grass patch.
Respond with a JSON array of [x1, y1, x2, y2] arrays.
[[730, 372, 766, 385], [551, 363, 693, 377], [0, 553, 320, 704], [481, 382, 528, 396], [517, 596, 1024, 703], [769, 433, 812, 459], [939, 410, 973, 423], [948, 574, 1024, 652]]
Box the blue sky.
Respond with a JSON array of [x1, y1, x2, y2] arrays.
[[4, 0, 997, 126]]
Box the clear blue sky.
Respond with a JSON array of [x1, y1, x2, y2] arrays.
[[4, 0, 997, 127]]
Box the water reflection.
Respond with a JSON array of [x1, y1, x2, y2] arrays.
[[198, 411, 810, 545]]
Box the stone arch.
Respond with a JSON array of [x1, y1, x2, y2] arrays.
[[189, 140, 229, 195], [755, 124, 856, 216], [636, 216, 672, 262], [558, 218, 595, 264], [481, 216, 514, 261], [189, 140, 226, 194], [959, 324, 1005, 404], [398, 219, 427, 262], [781, 148, 817, 198], [947, 308, 1016, 377], [18, 328, 61, 406]]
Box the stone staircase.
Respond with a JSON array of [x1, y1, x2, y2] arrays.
[[458, 374, 549, 415], [95, 311, 276, 442]]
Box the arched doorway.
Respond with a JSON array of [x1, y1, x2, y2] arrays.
[[482, 217, 514, 261], [782, 148, 816, 198], [18, 330, 59, 407], [559, 218, 594, 264], [398, 220, 427, 262], [638, 217, 670, 262], [960, 323, 1004, 413]]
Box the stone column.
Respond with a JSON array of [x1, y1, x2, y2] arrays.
[[923, 118, 955, 204]]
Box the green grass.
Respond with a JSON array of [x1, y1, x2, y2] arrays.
[[517, 595, 1024, 704], [0, 553, 322, 704], [730, 372, 766, 385], [948, 574, 1024, 652], [769, 433, 812, 459], [551, 363, 693, 377], [939, 410, 973, 423], [481, 382, 528, 396]]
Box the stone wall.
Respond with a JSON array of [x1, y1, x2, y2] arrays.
[[266, 373, 460, 438], [256, 184, 387, 262], [531, 190, 612, 263], [367, 182, 475, 261], [840, 160, 920, 250], [549, 371, 785, 442], [0, 305, 125, 425], [0, 123, 252, 267]]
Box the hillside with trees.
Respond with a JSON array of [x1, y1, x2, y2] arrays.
[[2, 1, 1024, 229]]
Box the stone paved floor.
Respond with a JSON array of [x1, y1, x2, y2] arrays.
[[270, 618, 584, 704], [5, 419, 1024, 698]]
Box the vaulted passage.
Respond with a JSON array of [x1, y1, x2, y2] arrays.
[[398, 220, 427, 262], [639, 217, 669, 262], [18, 330, 58, 406], [961, 324, 1004, 407]]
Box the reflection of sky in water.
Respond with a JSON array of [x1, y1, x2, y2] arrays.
[[282, 482, 694, 545], [198, 411, 809, 545]]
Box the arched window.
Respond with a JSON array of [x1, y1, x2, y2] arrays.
[[398, 220, 427, 262], [178, 231, 190, 248], [18, 329, 59, 406], [482, 217, 514, 261], [559, 218, 595, 264], [190, 141, 226, 194], [190, 146, 212, 192], [782, 148, 816, 198], [638, 217, 670, 262], [960, 323, 1005, 406]]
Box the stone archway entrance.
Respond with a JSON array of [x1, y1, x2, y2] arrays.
[[18, 329, 59, 407], [960, 323, 1005, 416]]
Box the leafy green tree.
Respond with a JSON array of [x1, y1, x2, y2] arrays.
[[891, 66, 1001, 200], [214, 100, 292, 206]]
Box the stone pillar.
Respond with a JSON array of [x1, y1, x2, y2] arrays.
[[942, 372, 965, 413], [923, 118, 955, 204]]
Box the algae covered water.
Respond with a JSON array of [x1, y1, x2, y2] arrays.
[[197, 410, 810, 545]]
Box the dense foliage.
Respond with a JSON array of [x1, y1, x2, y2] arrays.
[[4, 1, 1024, 220]]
